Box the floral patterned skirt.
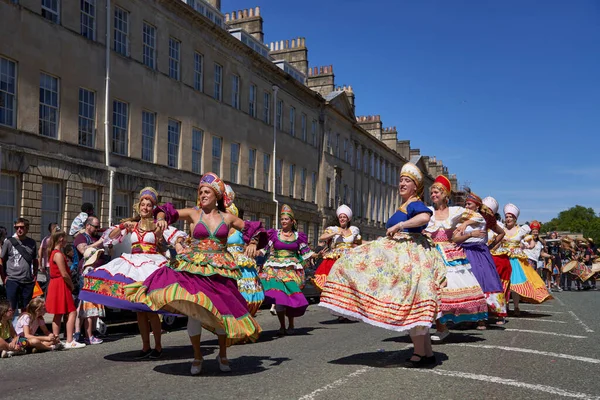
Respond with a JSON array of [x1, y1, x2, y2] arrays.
[[319, 234, 446, 332]]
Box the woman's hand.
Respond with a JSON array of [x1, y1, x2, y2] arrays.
[[455, 223, 468, 236], [386, 222, 403, 238], [245, 243, 258, 258], [174, 241, 185, 254], [471, 230, 487, 239]]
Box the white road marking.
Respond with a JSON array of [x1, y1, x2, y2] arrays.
[[413, 369, 600, 399], [447, 344, 600, 364], [511, 317, 567, 324], [554, 296, 566, 306], [503, 329, 587, 339], [568, 311, 594, 333]]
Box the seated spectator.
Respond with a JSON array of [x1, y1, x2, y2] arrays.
[[69, 203, 95, 236], [14, 297, 62, 352], [0, 300, 25, 358]]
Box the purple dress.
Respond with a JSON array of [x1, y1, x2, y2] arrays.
[[125, 204, 264, 343]]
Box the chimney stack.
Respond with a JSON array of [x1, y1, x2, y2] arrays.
[[269, 36, 308, 76], [307, 64, 335, 96], [225, 6, 264, 42]]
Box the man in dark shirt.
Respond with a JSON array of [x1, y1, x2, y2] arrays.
[[0, 218, 38, 311]]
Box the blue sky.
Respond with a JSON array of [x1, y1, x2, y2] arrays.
[[223, 0, 600, 223]]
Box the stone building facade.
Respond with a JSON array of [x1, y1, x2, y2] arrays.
[[0, 0, 461, 244]]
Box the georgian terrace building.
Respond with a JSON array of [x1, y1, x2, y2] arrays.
[[0, 0, 461, 244]]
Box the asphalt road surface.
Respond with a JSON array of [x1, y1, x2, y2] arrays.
[[2, 291, 599, 400]]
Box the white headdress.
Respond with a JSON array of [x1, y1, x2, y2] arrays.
[[482, 196, 499, 214], [504, 203, 520, 219], [336, 204, 352, 220]]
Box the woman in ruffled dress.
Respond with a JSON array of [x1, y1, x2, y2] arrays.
[[126, 173, 265, 375], [223, 185, 264, 317], [320, 163, 446, 368], [483, 196, 512, 305], [455, 192, 507, 327], [259, 204, 314, 336], [495, 204, 552, 315], [79, 187, 186, 359], [425, 176, 488, 342], [313, 204, 361, 292]]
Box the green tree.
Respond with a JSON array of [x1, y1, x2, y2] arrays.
[[541, 205, 600, 244]]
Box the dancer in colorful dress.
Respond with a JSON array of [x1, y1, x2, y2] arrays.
[[259, 204, 314, 336], [313, 205, 361, 292], [126, 173, 264, 375], [426, 176, 488, 342], [79, 187, 187, 359], [456, 192, 507, 327], [496, 204, 552, 315], [483, 196, 512, 305], [224, 185, 264, 317], [320, 163, 446, 368]]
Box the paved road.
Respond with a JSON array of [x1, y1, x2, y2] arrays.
[[2, 291, 599, 400]]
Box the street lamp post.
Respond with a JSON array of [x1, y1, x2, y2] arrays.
[[272, 84, 279, 229]]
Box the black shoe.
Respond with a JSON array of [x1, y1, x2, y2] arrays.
[[134, 349, 152, 359], [403, 354, 437, 368], [275, 328, 287, 337], [149, 349, 163, 359]]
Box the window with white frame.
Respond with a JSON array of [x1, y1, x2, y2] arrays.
[[41, 181, 62, 241], [275, 159, 282, 195], [311, 119, 317, 146], [231, 75, 240, 109], [248, 148, 256, 188], [0, 57, 17, 128], [113, 191, 131, 222], [78, 88, 95, 147], [289, 106, 295, 136], [167, 119, 180, 168], [142, 22, 156, 69], [311, 172, 317, 203], [276, 100, 283, 130], [80, 0, 96, 40], [214, 63, 222, 101], [230, 143, 239, 183], [211, 136, 222, 175], [41, 0, 60, 23], [113, 7, 129, 56], [300, 168, 306, 200], [263, 92, 271, 124], [0, 174, 17, 234], [194, 52, 203, 91], [192, 128, 203, 174], [82, 186, 98, 211], [169, 37, 181, 80], [289, 164, 295, 197], [301, 113, 307, 142], [112, 100, 128, 155], [39, 73, 59, 138], [263, 153, 270, 191], [141, 110, 155, 162], [248, 84, 256, 117]]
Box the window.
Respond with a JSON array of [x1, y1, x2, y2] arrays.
[[261, 216, 272, 230], [113, 191, 131, 222], [344, 139, 348, 163], [302, 222, 308, 235], [276, 100, 283, 130], [142, 22, 156, 69], [275, 159, 283, 195], [312, 223, 320, 247], [375, 156, 380, 180], [231, 75, 240, 109], [288, 164, 295, 197], [167, 119, 180, 168], [356, 147, 361, 171], [335, 133, 340, 158], [169, 37, 180, 80], [230, 143, 239, 183], [370, 195, 375, 221], [211, 136, 222, 175], [348, 187, 353, 209], [349, 143, 354, 167], [112, 100, 128, 155], [300, 168, 307, 200], [311, 119, 317, 146], [248, 84, 256, 117], [214, 63, 223, 101], [311, 172, 317, 203], [355, 189, 361, 217], [301, 113, 307, 142], [192, 128, 203, 174], [382, 162, 386, 184], [364, 150, 369, 174], [194, 52, 203, 91], [370, 153, 375, 177], [80, 0, 96, 40], [0, 174, 17, 234], [326, 130, 332, 153], [326, 178, 331, 208], [78, 88, 95, 147], [171, 199, 185, 231], [289, 107, 295, 136], [0, 57, 17, 128], [39, 73, 59, 138], [113, 7, 129, 56], [41, 181, 61, 241], [248, 148, 256, 187], [82, 186, 98, 210], [263, 153, 270, 191], [42, 0, 60, 23], [141, 111, 155, 162], [263, 92, 271, 124]]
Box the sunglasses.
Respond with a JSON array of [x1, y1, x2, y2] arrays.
[[90, 224, 100, 229], [14, 225, 26, 230]]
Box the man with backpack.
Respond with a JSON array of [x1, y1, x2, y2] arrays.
[[0, 218, 38, 312]]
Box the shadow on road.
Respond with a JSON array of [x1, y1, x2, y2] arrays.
[[382, 332, 487, 344], [319, 318, 359, 325], [104, 345, 217, 362], [329, 350, 449, 369], [152, 355, 291, 377]]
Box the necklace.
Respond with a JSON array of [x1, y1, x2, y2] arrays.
[[138, 217, 155, 232]]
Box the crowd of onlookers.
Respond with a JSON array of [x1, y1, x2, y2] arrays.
[[0, 203, 107, 358]]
